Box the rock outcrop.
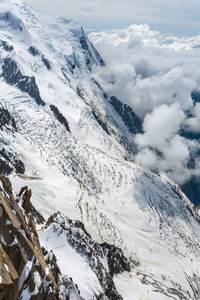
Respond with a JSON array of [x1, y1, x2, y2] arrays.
[[42, 55, 51, 70], [92, 110, 110, 135], [50, 105, 71, 133], [0, 103, 25, 176], [79, 28, 105, 69], [1, 57, 45, 106], [29, 46, 40, 56], [1, 40, 13, 52], [0, 175, 58, 299], [0, 104, 16, 131], [110, 96, 142, 134], [43, 212, 133, 300], [0, 148, 25, 175]]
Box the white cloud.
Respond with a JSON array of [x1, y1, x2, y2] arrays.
[[89, 26, 200, 184], [90, 25, 197, 118], [135, 103, 184, 148], [134, 103, 194, 183], [183, 103, 200, 133]]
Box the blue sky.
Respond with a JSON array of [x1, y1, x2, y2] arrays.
[[24, 0, 200, 36]]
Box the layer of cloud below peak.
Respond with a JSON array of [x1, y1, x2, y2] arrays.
[[89, 25, 200, 184]]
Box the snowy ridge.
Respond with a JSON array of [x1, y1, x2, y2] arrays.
[[0, 1, 200, 299], [40, 212, 133, 299]]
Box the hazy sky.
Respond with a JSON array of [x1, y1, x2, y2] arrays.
[[24, 0, 200, 36]]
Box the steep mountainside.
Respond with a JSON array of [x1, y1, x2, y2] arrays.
[[0, 0, 200, 299], [0, 175, 134, 299]]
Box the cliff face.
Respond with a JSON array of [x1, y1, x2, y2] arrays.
[[0, 175, 58, 300], [1, 57, 45, 106], [0, 102, 25, 176]]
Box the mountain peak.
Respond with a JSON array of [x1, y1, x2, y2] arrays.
[[0, 1, 200, 299]]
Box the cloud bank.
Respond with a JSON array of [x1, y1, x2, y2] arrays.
[[89, 25, 200, 184]]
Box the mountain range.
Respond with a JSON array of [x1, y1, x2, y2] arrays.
[[0, 0, 200, 299]]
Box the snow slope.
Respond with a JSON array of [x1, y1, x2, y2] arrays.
[[0, 0, 200, 299]]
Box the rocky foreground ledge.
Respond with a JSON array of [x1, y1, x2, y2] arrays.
[[0, 174, 58, 299], [0, 176, 133, 300]]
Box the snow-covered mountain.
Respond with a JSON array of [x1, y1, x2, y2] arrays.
[[0, 0, 200, 299]]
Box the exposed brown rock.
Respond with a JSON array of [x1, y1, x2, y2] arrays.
[[19, 185, 32, 214], [0, 243, 18, 300], [0, 176, 59, 300], [0, 174, 12, 195]]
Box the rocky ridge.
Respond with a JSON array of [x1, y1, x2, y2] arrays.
[[0, 103, 25, 176], [2, 57, 45, 106], [41, 212, 133, 300], [0, 176, 134, 300], [0, 175, 59, 299]]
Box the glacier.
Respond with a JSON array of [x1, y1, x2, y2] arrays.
[[0, 0, 200, 299]]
